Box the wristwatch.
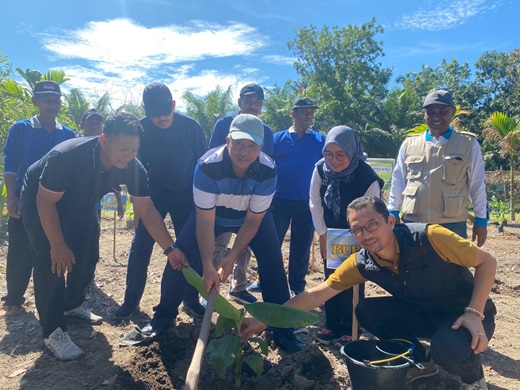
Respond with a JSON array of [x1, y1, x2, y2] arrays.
[[163, 244, 176, 255]]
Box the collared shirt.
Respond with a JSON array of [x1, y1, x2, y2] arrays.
[[272, 127, 325, 201], [209, 113, 275, 158], [3, 115, 76, 192], [193, 145, 276, 227], [21, 137, 149, 212], [388, 127, 488, 225]]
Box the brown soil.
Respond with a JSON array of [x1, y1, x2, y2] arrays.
[[1, 217, 519, 390]]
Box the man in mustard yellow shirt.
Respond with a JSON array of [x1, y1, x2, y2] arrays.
[[241, 196, 496, 390]]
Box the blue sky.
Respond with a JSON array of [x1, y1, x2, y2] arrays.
[[1, 0, 518, 109]]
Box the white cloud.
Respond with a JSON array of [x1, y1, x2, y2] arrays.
[[37, 18, 272, 109], [395, 0, 500, 31], [40, 18, 266, 77], [262, 54, 295, 66]]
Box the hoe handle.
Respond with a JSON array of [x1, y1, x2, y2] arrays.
[[184, 286, 217, 390]]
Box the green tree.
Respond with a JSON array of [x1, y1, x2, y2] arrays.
[[483, 112, 520, 220], [474, 49, 520, 118], [115, 102, 144, 118], [288, 19, 392, 132], [182, 85, 234, 140], [65, 88, 90, 126], [262, 80, 300, 133], [369, 88, 423, 146]]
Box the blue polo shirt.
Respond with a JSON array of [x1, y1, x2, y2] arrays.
[[273, 128, 325, 201], [3, 116, 76, 193], [209, 114, 275, 158], [193, 145, 277, 227]]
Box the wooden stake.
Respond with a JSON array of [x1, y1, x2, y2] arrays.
[[352, 284, 359, 340], [184, 287, 217, 390], [113, 211, 116, 260], [310, 233, 316, 272]]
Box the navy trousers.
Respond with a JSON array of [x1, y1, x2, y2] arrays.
[[122, 195, 198, 310], [152, 210, 290, 321], [356, 296, 496, 384], [2, 216, 33, 306], [272, 198, 315, 293]]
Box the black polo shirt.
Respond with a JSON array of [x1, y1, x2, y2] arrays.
[[22, 137, 149, 213]]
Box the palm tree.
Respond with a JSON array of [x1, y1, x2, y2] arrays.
[[65, 88, 90, 126], [182, 85, 234, 140], [483, 112, 520, 221]]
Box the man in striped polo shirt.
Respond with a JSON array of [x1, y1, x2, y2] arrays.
[[143, 114, 305, 353]]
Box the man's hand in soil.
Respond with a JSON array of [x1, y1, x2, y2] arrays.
[[240, 317, 267, 343]]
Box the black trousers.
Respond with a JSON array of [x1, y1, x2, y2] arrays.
[[356, 296, 496, 384], [24, 206, 100, 338], [2, 216, 33, 306]]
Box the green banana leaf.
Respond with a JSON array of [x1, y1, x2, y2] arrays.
[[182, 266, 241, 322], [243, 353, 264, 376], [206, 333, 242, 378], [245, 302, 319, 328]]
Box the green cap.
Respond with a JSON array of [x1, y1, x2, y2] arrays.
[[229, 114, 264, 146]]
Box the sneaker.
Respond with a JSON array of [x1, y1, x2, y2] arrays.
[[44, 327, 85, 361], [248, 281, 261, 292], [406, 357, 439, 383], [114, 304, 139, 320], [273, 328, 306, 353], [64, 305, 103, 324], [229, 290, 257, 304], [461, 378, 488, 390], [0, 304, 21, 318], [181, 302, 205, 319], [314, 328, 339, 346]]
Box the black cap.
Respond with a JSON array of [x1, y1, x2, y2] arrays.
[[143, 82, 173, 117], [422, 90, 455, 108], [292, 97, 319, 110], [34, 81, 62, 96], [239, 83, 264, 100], [81, 108, 104, 122]]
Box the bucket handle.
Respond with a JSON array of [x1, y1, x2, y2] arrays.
[[370, 339, 425, 370]]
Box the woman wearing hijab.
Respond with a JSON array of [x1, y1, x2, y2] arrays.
[[309, 125, 384, 346]]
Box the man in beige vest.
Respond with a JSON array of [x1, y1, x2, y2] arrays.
[[388, 90, 488, 246]]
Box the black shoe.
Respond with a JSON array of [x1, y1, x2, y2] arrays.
[[181, 301, 205, 319], [114, 304, 139, 320], [141, 317, 172, 336], [273, 329, 306, 353]]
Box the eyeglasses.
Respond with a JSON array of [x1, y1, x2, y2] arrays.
[[350, 218, 385, 236], [324, 151, 348, 161]]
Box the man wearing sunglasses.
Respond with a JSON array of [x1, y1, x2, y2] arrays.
[[241, 196, 496, 389]]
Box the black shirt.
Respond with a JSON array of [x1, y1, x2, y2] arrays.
[[21, 137, 150, 213], [138, 112, 207, 204]]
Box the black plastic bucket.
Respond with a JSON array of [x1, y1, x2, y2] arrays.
[[340, 340, 411, 390]]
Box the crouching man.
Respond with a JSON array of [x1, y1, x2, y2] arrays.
[[241, 196, 496, 389], [21, 112, 187, 360], [147, 114, 305, 353]]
